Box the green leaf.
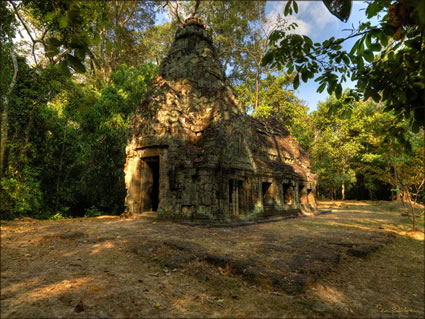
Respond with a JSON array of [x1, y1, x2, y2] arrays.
[[284, 0, 291, 16], [262, 52, 273, 66], [59, 16, 68, 29], [287, 65, 294, 74], [59, 59, 71, 77], [342, 54, 350, 65], [369, 42, 382, 51], [411, 121, 420, 133], [363, 49, 374, 63], [335, 84, 342, 99], [327, 80, 336, 95], [371, 91, 381, 103], [293, 73, 300, 89], [350, 39, 361, 55], [380, 34, 388, 47], [317, 82, 326, 93], [303, 35, 313, 46], [45, 45, 60, 57], [70, 36, 87, 49], [45, 11, 56, 22], [365, 34, 372, 48], [322, 0, 352, 22], [301, 71, 309, 82], [293, 0, 298, 14], [47, 37, 62, 47], [366, 1, 379, 19], [68, 54, 86, 73]]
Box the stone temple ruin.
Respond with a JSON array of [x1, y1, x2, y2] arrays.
[[124, 18, 317, 222]]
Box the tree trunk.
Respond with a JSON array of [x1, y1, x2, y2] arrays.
[[254, 65, 260, 110], [393, 163, 401, 201], [0, 44, 18, 176], [341, 183, 345, 200], [55, 124, 67, 212]]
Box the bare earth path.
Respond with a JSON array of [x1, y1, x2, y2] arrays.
[[1, 201, 424, 318]]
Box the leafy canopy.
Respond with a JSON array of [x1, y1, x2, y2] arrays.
[[263, 0, 425, 129]]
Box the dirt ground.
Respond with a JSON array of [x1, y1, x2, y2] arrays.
[[1, 201, 424, 318]]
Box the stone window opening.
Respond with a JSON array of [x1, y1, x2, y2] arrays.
[[282, 183, 294, 205], [141, 156, 160, 212]]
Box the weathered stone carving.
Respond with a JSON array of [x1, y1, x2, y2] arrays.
[[124, 19, 317, 222]]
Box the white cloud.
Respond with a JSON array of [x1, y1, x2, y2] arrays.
[[299, 2, 336, 35], [266, 1, 340, 38], [266, 1, 311, 36]]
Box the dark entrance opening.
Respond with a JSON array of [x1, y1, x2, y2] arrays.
[[229, 179, 233, 205], [262, 182, 273, 206], [141, 156, 160, 212]]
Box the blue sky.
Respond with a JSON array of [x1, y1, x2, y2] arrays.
[[265, 1, 371, 111]]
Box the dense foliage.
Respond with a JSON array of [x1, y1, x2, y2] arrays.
[[263, 0, 425, 129]]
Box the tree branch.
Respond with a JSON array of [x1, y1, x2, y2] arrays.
[[164, 0, 184, 25], [188, 0, 200, 19], [0, 42, 18, 176], [53, 48, 71, 64], [9, 0, 39, 65]]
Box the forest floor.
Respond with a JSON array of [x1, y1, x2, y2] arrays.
[[1, 201, 424, 319]]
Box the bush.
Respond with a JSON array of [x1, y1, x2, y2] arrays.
[[0, 166, 42, 220], [84, 206, 103, 217]]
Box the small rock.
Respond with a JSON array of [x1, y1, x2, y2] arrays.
[[60, 231, 85, 239], [74, 300, 85, 313], [98, 311, 108, 319], [312, 301, 334, 313]]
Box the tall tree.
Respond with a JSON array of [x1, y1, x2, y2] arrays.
[[92, 1, 157, 79], [359, 106, 425, 230], [309, 96, 367, 200], [0, 2, 18, 176], [235, 72, 312, 150]]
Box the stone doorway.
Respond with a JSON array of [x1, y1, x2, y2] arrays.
[[141, 156, 160, 212]]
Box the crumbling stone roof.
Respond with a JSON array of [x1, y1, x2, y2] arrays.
[[127, 20, 316, 184]]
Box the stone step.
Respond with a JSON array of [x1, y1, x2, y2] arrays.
[[141, 211, 158, 220]]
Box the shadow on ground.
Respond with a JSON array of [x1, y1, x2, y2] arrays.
[[1, 201, 424, 318]]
